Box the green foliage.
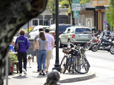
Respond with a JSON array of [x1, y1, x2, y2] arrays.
[[46, 0, 56, 14], [106, 0, 114, 27], [59, 0, 72, 15], [8, 53, 18, 62], [80, 0, 91, 4], [59, 0, 91, 15], [59, 0, 70, 8]]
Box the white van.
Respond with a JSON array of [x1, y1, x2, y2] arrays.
[[29, 25, 49, 39]]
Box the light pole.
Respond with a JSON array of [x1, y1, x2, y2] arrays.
[[53, 0, 61, 72]]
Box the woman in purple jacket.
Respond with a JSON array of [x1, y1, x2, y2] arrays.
[[15, 29, 30, 76]]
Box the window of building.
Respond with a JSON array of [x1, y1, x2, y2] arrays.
[[31, 18, 39, 27]]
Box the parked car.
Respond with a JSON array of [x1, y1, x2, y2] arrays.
[[59, 26, 92, 47], [29, 25, 49, 39], [49, 24, 72, 43]]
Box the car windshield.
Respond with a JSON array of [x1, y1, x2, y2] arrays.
[[75, 28, 91, 33]]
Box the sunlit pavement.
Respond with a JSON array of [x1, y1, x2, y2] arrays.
[[4, 49, 95, 85]]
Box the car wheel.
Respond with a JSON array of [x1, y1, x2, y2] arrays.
[[91, 44, 98, 52], [110, 45, 114, 55], [59, 39, 62, 48]]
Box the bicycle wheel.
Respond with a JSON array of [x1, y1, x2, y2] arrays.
[[74, 56, 90, 74], [60, 56, 68, 73], [63, 57, 72, 74], [68, 57, 75, 74]]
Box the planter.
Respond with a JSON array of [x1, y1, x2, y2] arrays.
[[10, 65, 14, 74]]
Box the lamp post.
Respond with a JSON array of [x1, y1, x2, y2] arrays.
[[53, 0, 61, 72]]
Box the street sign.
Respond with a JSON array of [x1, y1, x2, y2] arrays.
[[72, 4, 80, 11], [72, 0, 80, 3], [72, 0, 80, 19], [73, 11, 79, 18]]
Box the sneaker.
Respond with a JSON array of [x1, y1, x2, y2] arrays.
[[19, 73, 22, 76], [42, 72, 45, 76], [22, 68, 27, 75], [39, 73, 42, 75]]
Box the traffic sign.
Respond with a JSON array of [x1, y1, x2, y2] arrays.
[[72, 4, 80, 11], [73, 11, 79, 18], [72, 0, 80, 3]]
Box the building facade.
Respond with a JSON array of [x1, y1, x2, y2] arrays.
[[21, 2, 97, 30], [91, 0, 110, 31]]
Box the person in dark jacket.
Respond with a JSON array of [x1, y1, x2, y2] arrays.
[[15, 29, 30, 76]]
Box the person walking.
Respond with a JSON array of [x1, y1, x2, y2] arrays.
[[15, 29, 30, 76], [45, 28, 55, 74], [33, 28, 44, 72], [35, 31, 48, 76]]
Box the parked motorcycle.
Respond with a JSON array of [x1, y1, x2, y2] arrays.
[[91, 34, 114, 54], [84, 34, 100, 50]]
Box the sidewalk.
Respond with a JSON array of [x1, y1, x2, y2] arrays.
[[4, 57, 96, 85]]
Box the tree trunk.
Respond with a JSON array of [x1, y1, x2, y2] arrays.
[[72, 11, 75, 25], [0, 0, 48, 85]]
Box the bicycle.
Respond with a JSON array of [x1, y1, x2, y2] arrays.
[[61, 44, 90, 74]]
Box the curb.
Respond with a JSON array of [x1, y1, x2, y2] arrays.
[[60, 72, 96, 83]]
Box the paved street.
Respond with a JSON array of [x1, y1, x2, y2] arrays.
[[4, 47, 114, 85]]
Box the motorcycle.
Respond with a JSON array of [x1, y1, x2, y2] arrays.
[[91, 34, 114, 54], [84, 34, 100, 50]]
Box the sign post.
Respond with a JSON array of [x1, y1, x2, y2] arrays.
[[72, 0, 80, 25]]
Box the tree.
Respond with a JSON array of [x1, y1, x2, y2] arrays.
[[59, 0, 74, 24], [80, 0, 91, 4], [106, 0, 114, 29], [46, 0, 56, 23], [0, 0, 48, 85], [59, 0, 91, 25]]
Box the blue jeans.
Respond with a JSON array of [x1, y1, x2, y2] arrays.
[[36, 49, 40, 69], [39, 50, 47, 71]]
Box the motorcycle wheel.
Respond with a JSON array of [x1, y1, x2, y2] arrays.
[[91, 45, 99, 52], [110, 45, 114, 55]]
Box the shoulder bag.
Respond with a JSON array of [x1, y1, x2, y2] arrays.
[[14, 37, 19, 52]]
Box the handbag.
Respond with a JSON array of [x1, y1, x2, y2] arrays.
[[14, 37, 19, 52]]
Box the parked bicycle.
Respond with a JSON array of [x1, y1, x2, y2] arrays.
[[60, 43, 90, 74]]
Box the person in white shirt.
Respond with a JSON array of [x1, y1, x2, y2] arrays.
[[103, 27, 111, 39], [45, 28, 55, 74]]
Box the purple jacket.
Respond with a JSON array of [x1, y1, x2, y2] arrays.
[[15, 35, 30, 52]]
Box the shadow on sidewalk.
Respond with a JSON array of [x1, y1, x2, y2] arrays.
[[32, 75, 47, 78], [60, 73, 96, 83], [13, 76, 28, 79]]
